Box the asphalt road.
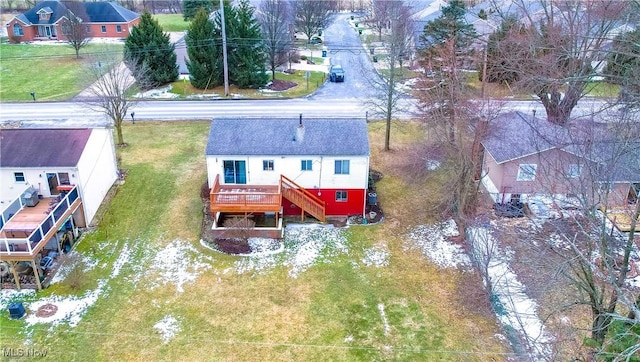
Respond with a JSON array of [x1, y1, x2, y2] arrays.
[[0, 12, 617, 127], [310, 13, 377, 101]]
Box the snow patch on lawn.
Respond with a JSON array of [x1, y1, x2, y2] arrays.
[[154, 315, 181, 344], [284, 224, 348, 278], [149, 239, 212, 293], [25, 280, 106, 328], [468, 227, 552, 361], [0, 289, 36, 309], [378, 303, 390, 336], [405, 220, 471, 269], [49, 252, 98, 285], [233, 224, 349, 278], [111, 243, 133, 277], [362, 244, 390, 267]]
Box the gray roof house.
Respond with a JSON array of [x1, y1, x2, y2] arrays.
[[205, 117, 371, 238]]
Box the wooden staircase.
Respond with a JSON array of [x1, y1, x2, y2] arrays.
[[280, 175, 326, 222]]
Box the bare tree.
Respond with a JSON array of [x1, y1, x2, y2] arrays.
[[366, 0, 392, 42], [488, 0, 630, 126], [60, 3, 90, 59], [364, 1, 414, 152], [223, 216, 256, 244], [83, 50, 142, 145], [256, 0, 293, 81], [503, 108, 640, 354], [294, 0, 336, 43]]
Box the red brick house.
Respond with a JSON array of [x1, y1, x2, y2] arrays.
[[6, 1, 139, 42]]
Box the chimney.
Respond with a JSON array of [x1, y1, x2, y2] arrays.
[[296, 114, 305, 142]]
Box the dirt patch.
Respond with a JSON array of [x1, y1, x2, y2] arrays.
[[36, 304, 58, 318], [212, 238, 251, 254], [267, 80, 297, 91]]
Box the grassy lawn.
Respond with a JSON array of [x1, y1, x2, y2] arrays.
[[154, 14, 190, 32], [0, 121, 508, 360], [0, 42, 123, 101], [170, 70, 327, 99]]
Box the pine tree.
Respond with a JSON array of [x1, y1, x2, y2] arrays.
[[186, 8, 223, 89], [420, 0, 477, 56], [183, 0, 215, 21], [226, 0, 267, 88], [124, 11, 178, 89], [482, 15, 522, 84]]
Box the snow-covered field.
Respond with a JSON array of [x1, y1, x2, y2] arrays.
[[404, 219, 472, 270]]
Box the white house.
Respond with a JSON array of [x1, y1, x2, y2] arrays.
[[0, 127, 118, 290], [205, 116, 370, 238], [1, 127, 118, 225]]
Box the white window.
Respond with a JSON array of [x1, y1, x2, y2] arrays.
[[14, 172, 26, 182], [568, 164, 581, 178], [516, 164, 537, 181], [262, 160, 274, 171], [336, 191, 347, 202], [101, 25, 107, 33], [116, 25, 122, 33]]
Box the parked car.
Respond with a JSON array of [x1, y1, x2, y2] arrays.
[[329, 65, 345, 82]]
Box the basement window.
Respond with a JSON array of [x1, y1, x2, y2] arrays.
[[336, 191, 347, 202]]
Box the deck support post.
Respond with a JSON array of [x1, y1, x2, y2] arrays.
[[9, 261, 21, 290], [31, 259, 42, 291]]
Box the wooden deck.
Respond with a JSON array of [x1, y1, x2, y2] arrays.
[[0, 198, 56, 238], [210, 175, 282, 214], [1, 189, 82, 261]]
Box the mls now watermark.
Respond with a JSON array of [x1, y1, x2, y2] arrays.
[[2, 347, 48, 358]]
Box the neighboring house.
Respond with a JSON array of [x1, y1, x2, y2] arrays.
[[6, 0, 139, 42], [0, 128, 118, 290], [481, 111, 640, 210], [206, 117, 370, 238]]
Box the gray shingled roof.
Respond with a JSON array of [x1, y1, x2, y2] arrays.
[[17, 1, 138, 26], [206, 117, 370, 156], [84, 2, 139, 23], [482, 111, 569, 164], [20, 1, 68, 25], [0, 128, 92, 168]]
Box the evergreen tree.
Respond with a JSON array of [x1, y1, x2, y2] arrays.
[[186, 8, 223, 89], [226, 0, 267, 88], [183, 0, 215, 21], [481, 15, 522, 84], [124, 11, 178, 88], [420, 0, 477, 54]]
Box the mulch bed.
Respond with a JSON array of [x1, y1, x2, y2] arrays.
[[267, 80, 297, 91]]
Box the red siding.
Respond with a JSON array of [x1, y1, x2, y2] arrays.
[[283, 188, 366, 217]]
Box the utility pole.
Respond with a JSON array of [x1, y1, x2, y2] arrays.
[[220, 0, 230, 97]]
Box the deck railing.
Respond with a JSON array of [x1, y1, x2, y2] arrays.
[[1, 186, 80, 256], [280, 175, 326, 221], [210, 175, 282, 212]]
